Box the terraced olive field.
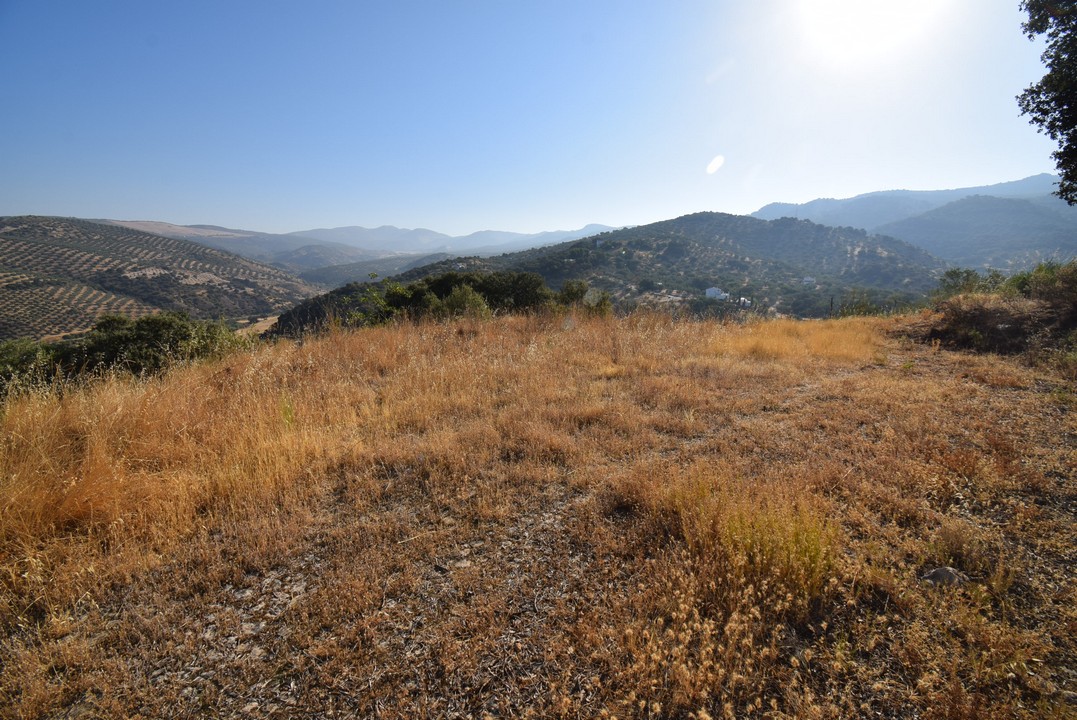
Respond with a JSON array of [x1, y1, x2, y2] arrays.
[[0, 217, 320, 340]]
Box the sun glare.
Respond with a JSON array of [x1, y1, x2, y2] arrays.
[[796, 0, 945, 68]]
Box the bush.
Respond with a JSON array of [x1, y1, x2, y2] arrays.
[[270, 271, 556, 336], [0, 313, 245, 394], [581, 288, 613, 316], [935, 268, 1007, 299], [440, 284, 491, 319], [72, 313, 244, 375], [928, 294, 1052, 354], [0, 339, 59, 395], [557, 279, 589, 306], [1006, 260, 1077, 328], [925, 261, 1077, 355]]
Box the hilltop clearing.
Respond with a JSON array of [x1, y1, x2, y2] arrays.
[[0, 314, 1072, 717]]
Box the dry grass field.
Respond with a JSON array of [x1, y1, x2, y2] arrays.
[[0, 313, 1073, 718]]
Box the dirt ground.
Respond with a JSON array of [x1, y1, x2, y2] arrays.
[[1, 315, 1073, 718]]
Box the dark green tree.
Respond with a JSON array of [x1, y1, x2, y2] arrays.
[[1018, 1, 1077, 203], [558, 279, 589, 306], [76, 312, 239, 375]]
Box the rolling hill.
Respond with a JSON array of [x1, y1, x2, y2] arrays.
[[0, 216, 320, 340], [388, 211, 946, 317]]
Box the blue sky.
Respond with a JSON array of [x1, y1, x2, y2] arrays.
[[0, 1, 1059, 235]]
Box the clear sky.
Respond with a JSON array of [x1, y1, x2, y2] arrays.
[[0, 1, 1059, 235]]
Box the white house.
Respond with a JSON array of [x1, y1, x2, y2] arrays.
[[705, 287, 730, 301]]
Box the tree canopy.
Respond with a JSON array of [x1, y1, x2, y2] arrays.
[[1018, 0, 1077, 203]]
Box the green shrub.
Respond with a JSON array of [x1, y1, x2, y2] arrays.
[[581, 288, 613, 316], [0, 313, 246, 394], [557, 279, 589, 306], [71, 312, 244, 375], [270, 271, 556, 336], [0, 338, 60, 395], [440, 284, 491, 319], [936, 268, 1007, 299]]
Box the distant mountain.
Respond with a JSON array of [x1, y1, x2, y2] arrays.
[[753, 174, 1061, 230], [0, 216, 319, 340], [298, 253, 455, 287], [452, 224, 617, 255], [270, 243, 385, 272], [287, 223, 615, 255], [288, 225, 454, 253], [105, 220, 380, 268], [390, 212, 946, 317], [107, 219, 615, 281], [874, 195, 1077, 270], [751, 174, 1075, 270]]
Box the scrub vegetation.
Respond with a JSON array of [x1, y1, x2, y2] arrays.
[[0, 309, 1073, 718], [921, 260, 1077, 375]]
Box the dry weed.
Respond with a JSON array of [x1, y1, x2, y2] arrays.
[[0, 312, 1072, 718]]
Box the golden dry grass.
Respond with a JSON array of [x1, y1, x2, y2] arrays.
[[0, 313, 1073, 718]]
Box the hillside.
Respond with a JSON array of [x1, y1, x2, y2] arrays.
[[875, 195, 1077, 270], [393, 212, 946, 316], [0, 216, 319, 340], [752, 174, 1061, 229], [751, 174, 1077, 270], [1, 315, 1072, 717]]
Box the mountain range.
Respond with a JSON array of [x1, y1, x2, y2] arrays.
[[752, 174, 1076, 270], [106, 220, 614, 275]]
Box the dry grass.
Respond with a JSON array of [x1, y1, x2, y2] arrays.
[[0, 312, 1073, 718]]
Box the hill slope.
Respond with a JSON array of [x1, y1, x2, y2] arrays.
[[0, 216, 319, 340], [874, 195, 1077, 269], [751, 174, 1077, 270], [752, 174, 1060, 229], [393, 212, 946, 316]]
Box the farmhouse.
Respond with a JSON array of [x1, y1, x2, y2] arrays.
[[705, 287, 730, 300]]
